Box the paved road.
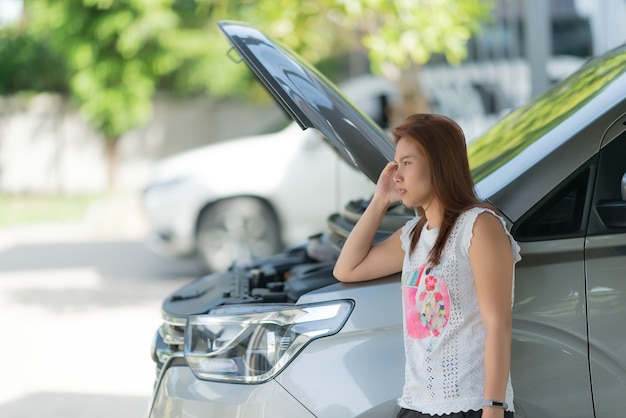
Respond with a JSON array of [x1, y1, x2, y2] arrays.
[[0, 197, 204, 418]]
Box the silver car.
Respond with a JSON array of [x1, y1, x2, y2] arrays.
[[147, 21, 626, 418]]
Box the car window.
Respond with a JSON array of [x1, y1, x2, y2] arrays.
[[589, 129, 626, 234], [513, 164, 593, 241], [467, 46, 626, 183]]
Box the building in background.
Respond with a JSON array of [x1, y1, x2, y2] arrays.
[[576, 0, 626, 55]]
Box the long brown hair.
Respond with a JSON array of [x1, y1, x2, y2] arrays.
[[392, 113, 490, 264]]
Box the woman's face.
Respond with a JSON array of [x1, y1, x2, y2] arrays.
[[393, 136, 433, 208]]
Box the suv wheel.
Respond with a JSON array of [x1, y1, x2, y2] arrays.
[[197, 197, 283, 272]]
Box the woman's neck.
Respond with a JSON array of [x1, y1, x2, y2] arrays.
[[422, 199, 443, 229]]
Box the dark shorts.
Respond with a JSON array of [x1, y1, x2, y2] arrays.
[[397, 408, 514, 418]]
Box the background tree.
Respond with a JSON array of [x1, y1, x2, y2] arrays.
[[7, 0, 491, 190], [24, 0, 192, 190]]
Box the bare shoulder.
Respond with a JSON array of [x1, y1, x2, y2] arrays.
[[471, 211, 511, 251], [473, 211, 504, 233]]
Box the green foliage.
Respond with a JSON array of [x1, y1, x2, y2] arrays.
[[25, 0, 183, 141], [0, 27, 68, 93], [325, 0, 493, 72]]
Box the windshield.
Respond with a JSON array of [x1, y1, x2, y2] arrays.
[[468, 45, 626, 183]]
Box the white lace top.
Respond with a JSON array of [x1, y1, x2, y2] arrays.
[[397, 207, 520, 415]]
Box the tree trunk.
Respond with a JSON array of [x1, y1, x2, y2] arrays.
[[104, 139, 119, 193], [384, 63, 431, 128]]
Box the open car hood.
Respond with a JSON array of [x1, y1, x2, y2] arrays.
[[218, 20, 395, 183]]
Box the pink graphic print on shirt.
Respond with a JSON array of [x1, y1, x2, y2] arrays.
[[402, 264, 450, 339]]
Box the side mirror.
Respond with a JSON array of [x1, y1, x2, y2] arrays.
[[596, 171, 626, 228]]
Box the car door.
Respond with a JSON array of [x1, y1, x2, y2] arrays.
[[510, 154, 597, 417], [585, 114, 626, 417]]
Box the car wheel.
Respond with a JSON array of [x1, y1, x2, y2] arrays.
[[196, 197, 283, 273]]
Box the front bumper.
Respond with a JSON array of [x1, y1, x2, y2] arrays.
[[148, 360, 315, 418]]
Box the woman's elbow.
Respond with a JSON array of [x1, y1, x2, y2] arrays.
[[333, 266, 349, 282], [333, 265, 358, 282]]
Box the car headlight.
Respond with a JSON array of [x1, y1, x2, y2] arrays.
[[184, 300, 353, 383]]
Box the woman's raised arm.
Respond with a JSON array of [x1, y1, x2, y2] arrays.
[[333, 162, 405, 282]]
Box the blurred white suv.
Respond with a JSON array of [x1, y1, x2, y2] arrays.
[[142, 75, 397, 272]]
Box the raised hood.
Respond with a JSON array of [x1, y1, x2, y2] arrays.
[[218, 20, 395, 183]]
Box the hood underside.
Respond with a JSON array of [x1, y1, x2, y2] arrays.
[[218, 20, 395, 183]]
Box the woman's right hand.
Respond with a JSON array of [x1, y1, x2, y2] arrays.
[[374, 161, 401, 205]]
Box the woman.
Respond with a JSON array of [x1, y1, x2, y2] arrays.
[[333, 113, 519, 418]]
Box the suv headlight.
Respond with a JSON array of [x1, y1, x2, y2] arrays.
[[184, 300, 353, 383]]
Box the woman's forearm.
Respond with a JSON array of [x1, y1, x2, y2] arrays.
[[483, 319, 512, 406], [333, 196, 391, 282]]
